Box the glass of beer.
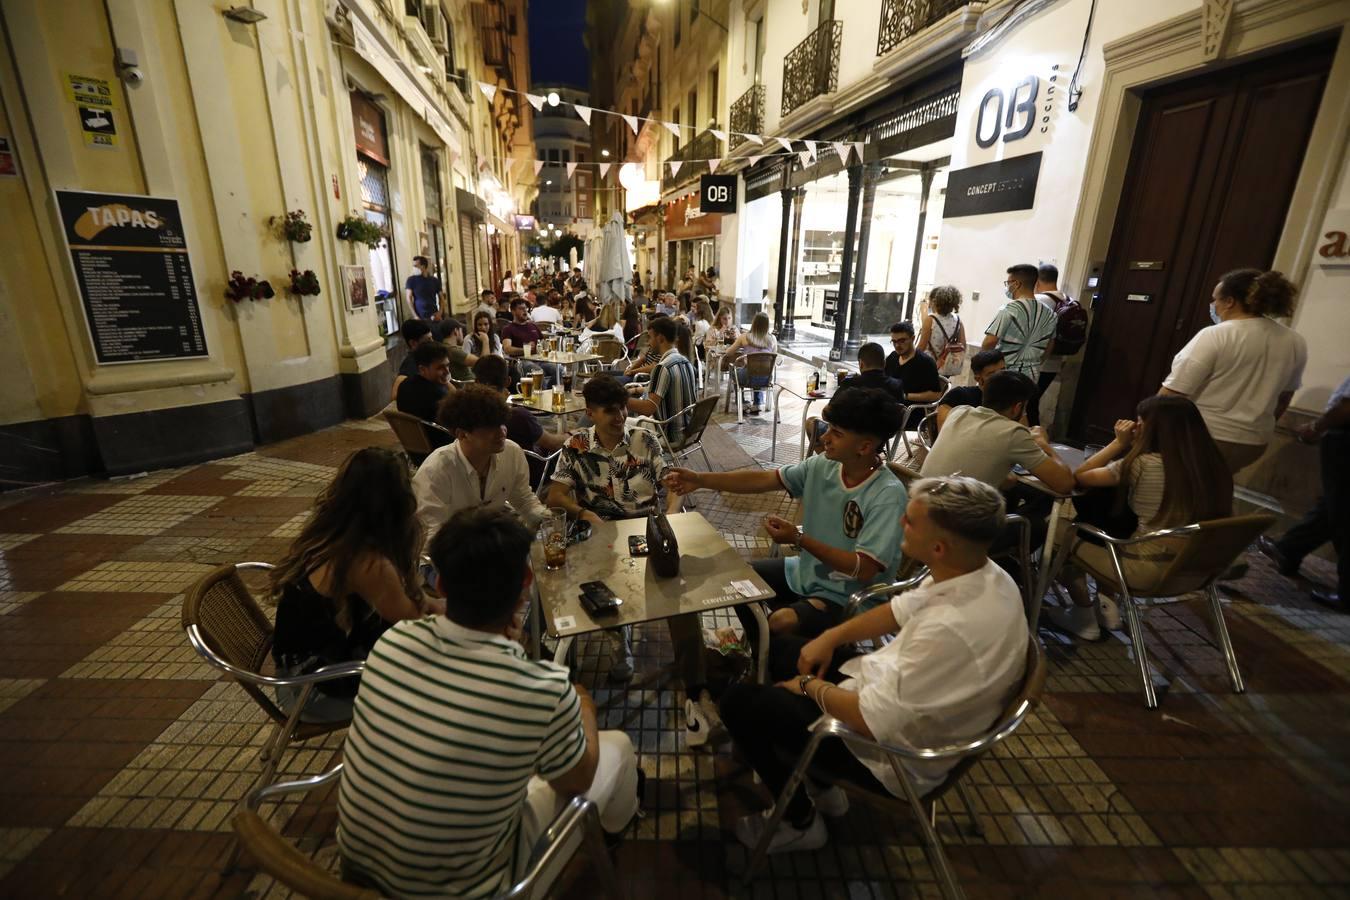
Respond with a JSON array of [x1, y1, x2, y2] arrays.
[[552, 388, 566, 412], [531, 371, 545, 393], [520, 377, 534, 401], [562, 371, 574, 394], [542, 511, 568, 570]]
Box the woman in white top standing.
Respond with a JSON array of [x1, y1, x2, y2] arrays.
[[917, 285, 966, 379], [725, 311, 778, 414], [1161, 269, 1306, 474]]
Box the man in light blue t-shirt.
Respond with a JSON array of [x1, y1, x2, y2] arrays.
[[666, 388, 908, 651]]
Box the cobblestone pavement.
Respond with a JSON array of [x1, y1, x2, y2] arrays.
[[1, 358, 1347, 899]]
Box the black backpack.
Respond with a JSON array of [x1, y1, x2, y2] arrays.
[[1043, 291, 1088, 356]]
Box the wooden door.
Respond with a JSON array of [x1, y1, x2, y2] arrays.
[[1069, 41, 1334, 443]]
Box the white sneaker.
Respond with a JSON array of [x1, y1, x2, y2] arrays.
[[683, 690, 722, 748], [806, 782, 849, 817], [1096, 594, 1122, 631], [733, 809, 828, 853], [1046, 604, 1101, 641], [607, 629, 634, 682]]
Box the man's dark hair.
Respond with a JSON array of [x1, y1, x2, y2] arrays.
[[443, 318, 465, 337], [582, 374, 629, 409], [822, 387, 904, 446], [472, 354, 510, 390], [1007, 264, 1039, 291], [413, 341, 450, 369], [429, 508, 532, 630], [970, 348, 1005, 374], [437, 384, 510, 432], [1037, 263, 1059, 285], [981, 370, 1036, 413], [510, 297, 529, 311], [857, 342, 885, 369], [889, 321, 915, 338], [481, 288, 496, 299], [648, 316, 678, 343], [413, 255, 429, 267], [401, 318, 432, 344]]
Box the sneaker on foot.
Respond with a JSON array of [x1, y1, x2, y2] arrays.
[[733, 809, 828, 853], [1256, 536, 1300, 577], [1046, 604, 1101, 641], [1096, 594, 1122, 631], [607, 629, 634, 682], [684, 690, 721, 748], [806, 783, 849, 817]]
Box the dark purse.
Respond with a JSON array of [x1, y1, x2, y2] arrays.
[[1071, 486, 1138, 547], [646, 509, 680, 578]]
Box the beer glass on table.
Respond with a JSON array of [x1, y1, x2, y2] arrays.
[[520, 377, 534, 401], [542, 511, 568, 570]]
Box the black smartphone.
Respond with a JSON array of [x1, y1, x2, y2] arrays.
[[579, 580, 623, 615], [627, 535, 649, 557]]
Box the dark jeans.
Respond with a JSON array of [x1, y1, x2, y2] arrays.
[[720, 639, 882, 824], [737, 559, 844, 650], [1275, 429, 1348, 597]]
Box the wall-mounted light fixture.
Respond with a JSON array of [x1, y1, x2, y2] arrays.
[[223, 6, 267, 24]]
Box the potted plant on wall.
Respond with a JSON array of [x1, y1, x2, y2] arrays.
[[225, 270, 275, 302], [336, 214, 385, 248], [271, 209, 313, 243], [287, 269, 321, 297]]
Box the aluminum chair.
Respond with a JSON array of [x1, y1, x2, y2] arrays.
[[232, 764, 624, 900], [744, 625, 1047, 900], [630, 396, 718, 469], [182, 563, 364, 793], [1044, 514, 1275, 708], [523, 447, 563, 497], [382, 407, 453, 464], [724, 351, 778, 422]]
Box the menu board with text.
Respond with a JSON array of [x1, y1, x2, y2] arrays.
[[55, 190, 208, 364]]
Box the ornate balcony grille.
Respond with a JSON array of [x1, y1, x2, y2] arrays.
[[877, 0, 968, 56], [730, 85, 765, 143], [781, 20, 842, 118], [872, 85, 961, 146], [662, 129, 724, 191]]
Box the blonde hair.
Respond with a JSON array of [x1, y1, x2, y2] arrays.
[[749, 311, 771, 343]]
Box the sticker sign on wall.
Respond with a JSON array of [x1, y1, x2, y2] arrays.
[[54, 190, 209, 364], [942, 152, 1043, 219], [0, 137, 17, 177], [78, 106, 117, 148], [64, 73, 118, 150], [65, 73, 115, 108]]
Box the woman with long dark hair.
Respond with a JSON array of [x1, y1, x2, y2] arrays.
[[269, 447, 432, 721], [467, 310, 503, 357], [1047, 395, 1233, 640]]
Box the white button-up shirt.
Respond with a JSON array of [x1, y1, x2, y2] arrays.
[[412, 439, 549, 552], [839, 559, 1028, 797]]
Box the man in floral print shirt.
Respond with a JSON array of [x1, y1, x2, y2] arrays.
[[546, 375, 716, 748]]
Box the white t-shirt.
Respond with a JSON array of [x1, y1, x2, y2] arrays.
[[839, 559, 1027, 797], [1162, 317, 1307, 445], [531, 305, 562, 324]]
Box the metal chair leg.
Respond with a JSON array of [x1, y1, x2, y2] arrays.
[[1107, 548, 1157, 708], [698, 445, 713, 472], [888, 756, 966, 900], [954, 780, 985, 838], [742, 732, 826, 883], [1205, 584, 1246, 694], [585, 806, 624, 899]]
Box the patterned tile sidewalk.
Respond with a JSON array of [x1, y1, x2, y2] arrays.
[[0, 358, 1347, 898]]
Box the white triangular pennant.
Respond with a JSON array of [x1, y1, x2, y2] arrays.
[[853, 141, 864, 160], [745, 133, 764, 145], [598, 162, 611, 180], [621, 114, 639, 134], [663, 121, 682, 138], [574, 105, 592, 125], [533, 160, 544, 175], [669, 160, 683, 177], [711, 129, 727, 142], [833, 141, 851, 164], [774, 136, 793, 152], [526, 93, 545, 111], [798, 150, 812, 167], [566, 162, 578, 179], [748, 154, 763, 167], [805, 140, 818, 161], [478, 82, 497, 103], [707, 158, 720, 174]]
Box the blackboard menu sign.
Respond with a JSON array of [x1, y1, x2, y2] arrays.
[[55, 190, 208, 364], [942, 152, 1043, 219]]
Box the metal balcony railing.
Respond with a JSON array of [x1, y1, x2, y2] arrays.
[[662, 129, 724, 191], [781, 20, 842, 118], [877, 0, 968, 56], [730, 84, 765, 143]]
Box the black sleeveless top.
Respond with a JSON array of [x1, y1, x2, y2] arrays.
[[271, 575, 390, 698]]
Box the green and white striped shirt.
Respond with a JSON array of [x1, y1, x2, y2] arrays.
[[337, 617, 586, 898]]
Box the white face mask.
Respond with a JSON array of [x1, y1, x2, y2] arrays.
[[1004, 287, 1015, 301], [1209, 301, 1222, 325]]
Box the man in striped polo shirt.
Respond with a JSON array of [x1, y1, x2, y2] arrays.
[[337, 508, 639, 898]]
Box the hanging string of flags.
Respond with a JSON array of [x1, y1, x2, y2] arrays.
[[520, 147, 845, 186], [461, 73, 866, 170]]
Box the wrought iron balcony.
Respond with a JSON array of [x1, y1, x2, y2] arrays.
[[877, 0, 968, 56], [730, 84, 765, 143], [662, 129, 724, 192], [781, 20, 842, 118]]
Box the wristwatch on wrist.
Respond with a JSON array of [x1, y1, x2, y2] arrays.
[[794, 526, 805, 550], [798, 674, 816, 695]]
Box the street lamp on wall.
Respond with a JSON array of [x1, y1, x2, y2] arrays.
[[223, 5, 267, 24]]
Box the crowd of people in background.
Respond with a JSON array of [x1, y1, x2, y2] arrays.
[[259, 254, 1342, 894]]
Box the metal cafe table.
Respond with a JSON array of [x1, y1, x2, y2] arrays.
[[529, 512, 776, 684], [1015, 443, 1087, 624], [509, 389, 587, 433]]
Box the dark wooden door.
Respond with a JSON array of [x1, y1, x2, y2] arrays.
[[1069, 41, 1334, 443]]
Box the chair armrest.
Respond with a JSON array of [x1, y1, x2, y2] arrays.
[[502, 797, 606, 900], [811, 699, 1036, 762], [843, 568, 931, 620], [246, 762, 345, 811], [185, 624, 365, 687], [1070, 521, 1202, 547], [235, 562, 276, 572]]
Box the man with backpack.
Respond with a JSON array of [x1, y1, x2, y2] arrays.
[[1033, 264, 1088, 426]]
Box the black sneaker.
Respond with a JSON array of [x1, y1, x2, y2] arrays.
[[1256, 536, 1300, 578]]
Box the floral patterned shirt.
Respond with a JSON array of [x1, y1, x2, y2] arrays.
[[551, 426, 672, 519]]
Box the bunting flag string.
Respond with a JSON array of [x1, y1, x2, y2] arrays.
[[774, 136, 794, 152], [478, 82, 497, 103], [574, 105, 592, 125], [669, 160, 683, 178], [710, 129, 727, 143], [566, 162, 578, 179], [662, 121, 682, 138], [525, 93, 545, 111], [804, 140, 818, 162], [707, 158, 720, 174], [532, 160, 545, 175], [621, 114, 639, 134], [598, 162, 611, 180], [832, 141, 851, 164]]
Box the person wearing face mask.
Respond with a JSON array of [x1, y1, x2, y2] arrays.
[[1160, 269, 1307, 474], [982, 264, 1058, 381]]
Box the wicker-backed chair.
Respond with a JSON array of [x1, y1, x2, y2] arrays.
[[382, 407, 452, 465], [181, 563, 361, 791], [724, 351, 779, 422], [744, 630, 1047, 900], [233, 762, 624, 900]]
